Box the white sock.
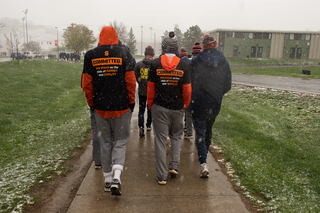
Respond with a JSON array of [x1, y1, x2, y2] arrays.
[[104, 172, 112, 183], [113, 169, 121, 182]]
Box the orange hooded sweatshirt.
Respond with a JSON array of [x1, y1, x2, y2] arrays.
[[82, 26, 136, 118]]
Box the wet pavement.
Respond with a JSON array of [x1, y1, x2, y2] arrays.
[[68, 109, 249, 213], [233, 73, 320, 95]]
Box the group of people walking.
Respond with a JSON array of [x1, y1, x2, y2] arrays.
[[81, 26, 232, 196]]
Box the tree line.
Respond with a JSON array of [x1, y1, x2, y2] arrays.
[[1, 20, 205, 57]]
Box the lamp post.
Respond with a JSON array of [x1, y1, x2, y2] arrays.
[[55, 27, 59, 59], [21, 17, 25, 44], [141, 26, 143, 56], [23, 9, 28, 44]]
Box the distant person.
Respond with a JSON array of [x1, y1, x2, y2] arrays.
[[90, 107, 101, 170], [82, 26, 136, 196], [134, 45, 154, 138], [192, 41, 202, 57], [179, 47, 193, 140], [148, 31, 192, 185], [190, 34, 231, 178]]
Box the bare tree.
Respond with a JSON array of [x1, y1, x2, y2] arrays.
[[109, 20, 128, 44], [0, 22, 5, 49], [4, 29, 24, 66], [22, 40, 41, 52]]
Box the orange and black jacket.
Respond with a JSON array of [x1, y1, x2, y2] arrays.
[[147, 54, 192, 110], [81, 26, 136, 118]]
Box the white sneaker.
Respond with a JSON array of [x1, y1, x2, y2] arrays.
[[200, 163, 209, 178]]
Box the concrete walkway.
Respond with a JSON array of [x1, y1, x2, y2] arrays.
[[68, 109, 249, 213], [233, 73, 320, 95]]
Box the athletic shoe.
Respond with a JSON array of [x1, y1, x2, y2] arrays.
[[156, 178, 167, 185], [139, 127, 145, 138], [184, 134, 193, 139], [104, 182, 111, 192], [146, 126, 152, 131], [184, 127, 187, 132], [169, 169, 178, 178], [95, 165, 102, 170], [111, 179, 121, 196], [200, 163, 209, 178]]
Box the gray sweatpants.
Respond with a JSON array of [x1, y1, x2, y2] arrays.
[[151, 104, 184, 180], [94, 110, 132, 174]]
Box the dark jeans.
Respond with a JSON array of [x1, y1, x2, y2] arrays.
[[90, 109, 101, 166], [138, 95, 152, 128], [192, 115, 216, 164]]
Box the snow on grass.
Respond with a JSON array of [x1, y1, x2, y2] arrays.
[[213, 85, 320, 212]]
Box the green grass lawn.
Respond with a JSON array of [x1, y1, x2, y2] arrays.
[[0, 59, 90, 212], [214, 85, 320, 212]]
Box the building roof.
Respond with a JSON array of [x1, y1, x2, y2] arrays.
[[211, 29, 320, 34]]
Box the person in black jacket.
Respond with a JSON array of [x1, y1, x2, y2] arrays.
[[134, 45, 154, 137], [190, 34, 232, 178], [82, 26, 136, 196]]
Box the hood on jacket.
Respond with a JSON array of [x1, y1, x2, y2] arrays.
[[99, 26, 118, 46], [142, 57, 153, 65], [161, 55, 180, 71], [197, 49, 227, 68]]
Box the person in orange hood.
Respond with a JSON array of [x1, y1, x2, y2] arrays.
[[147, 31, 192, 185], [81, 26, 136, 196]]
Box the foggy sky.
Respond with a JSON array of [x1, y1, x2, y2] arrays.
[[1, 0, 320, 47]]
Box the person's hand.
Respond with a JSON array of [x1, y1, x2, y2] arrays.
[[89, 106, 94, 111]]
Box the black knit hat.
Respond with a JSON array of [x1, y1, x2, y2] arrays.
[[145, 45, 154, 57], [162, 31, 178, 53]]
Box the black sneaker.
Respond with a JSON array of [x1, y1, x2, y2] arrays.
[[139, 127, 145, 138], [104, 182, 111, 192], [169, 169, 178, 178], [111, 179, 121, 196]]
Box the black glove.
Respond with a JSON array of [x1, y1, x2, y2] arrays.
[[129, 103, 135, 112], [90, 106, 94, 111]]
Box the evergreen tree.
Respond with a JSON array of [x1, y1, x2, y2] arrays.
[[182, 25, 203, 54], [174, 24, 183, 49], [127, 27, 137, 55]]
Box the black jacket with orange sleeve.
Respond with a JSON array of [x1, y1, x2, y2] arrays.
[[81, 26, 136, 119], [147, 54, 192, 110]]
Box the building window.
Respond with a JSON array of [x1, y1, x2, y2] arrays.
[[285, 33, 295, 40], [294, 34, 301, 40], [301, 34, 311, 40], [290, 34, 294, 40], [262, 33, 271, 39], [225, 32, 233, 38], [253, 33, 262, 39], [235, 32, 244, 38]]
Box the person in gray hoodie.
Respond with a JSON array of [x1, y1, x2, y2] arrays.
[[134, 45, 154, 137]]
